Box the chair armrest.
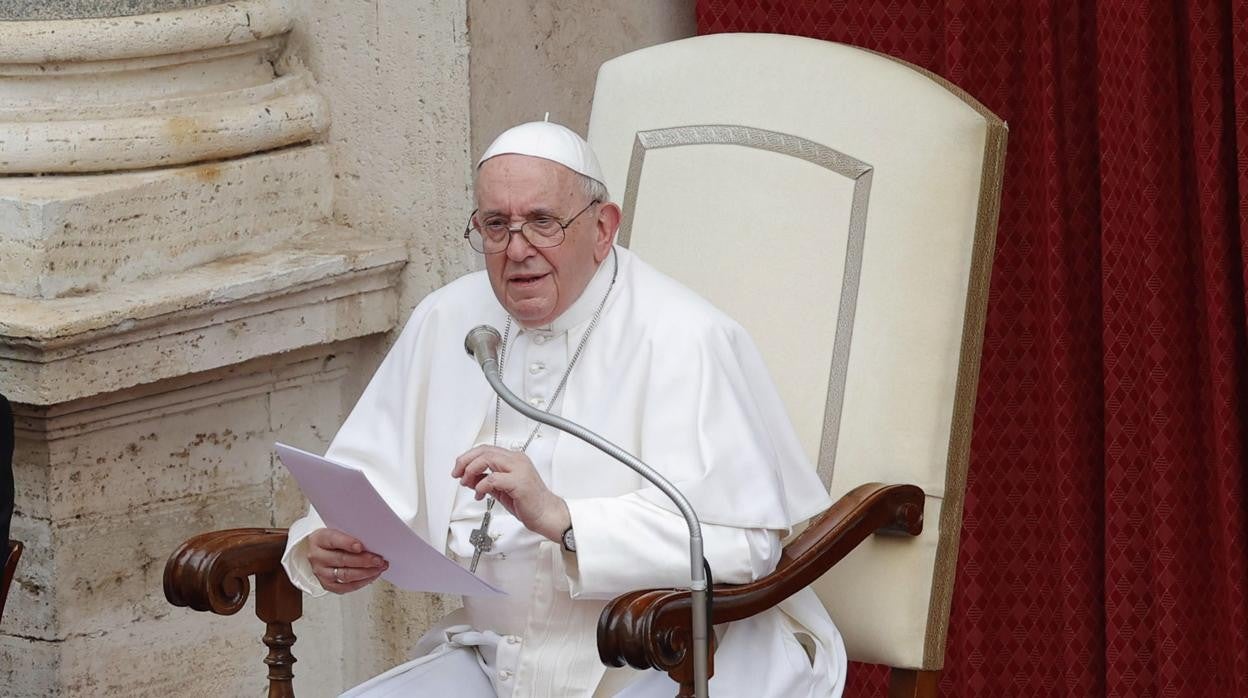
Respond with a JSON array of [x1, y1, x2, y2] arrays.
[[597, 483, 924, 688], [165, 527, 302, 698], [165, 527, 292, 614]]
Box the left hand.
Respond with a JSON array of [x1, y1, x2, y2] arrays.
[[452, 445, 571, 542]]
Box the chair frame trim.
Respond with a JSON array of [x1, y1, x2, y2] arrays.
[[616, 124, 874, 491], [867, 53, 1010, 668]]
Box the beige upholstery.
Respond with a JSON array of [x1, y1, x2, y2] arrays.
[[588, 33, 1004, 671]]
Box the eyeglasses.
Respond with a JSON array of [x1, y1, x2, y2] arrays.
[[464, 199, 600, 254]]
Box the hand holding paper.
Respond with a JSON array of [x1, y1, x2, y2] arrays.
[[276, 443, 504, 596]]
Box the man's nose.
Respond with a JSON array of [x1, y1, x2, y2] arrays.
[[504, 226, 536, 260]]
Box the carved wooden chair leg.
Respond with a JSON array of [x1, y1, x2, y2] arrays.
[[257, 569, 302, 698], [889, 668, 940, 698]]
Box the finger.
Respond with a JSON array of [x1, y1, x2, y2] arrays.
[[322, 572, 380, 595], [452, 445, 494, 476], [310, 549, 385, 570], [459, 456, 497, 487], [458, 452, 510, 489], [311, 528, 366, 555], [323, 561, 388, 586], [315, 561, 387, 593], [475, 471, 516, 501], [473, 472, 494, 500]]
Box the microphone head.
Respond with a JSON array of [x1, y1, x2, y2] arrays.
[[464, 325, 503, 367]]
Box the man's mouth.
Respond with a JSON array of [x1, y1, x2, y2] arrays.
[[508, 272, 549, 287]]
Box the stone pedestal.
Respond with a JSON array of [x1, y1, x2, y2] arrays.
[[0, 2, 409, 694]]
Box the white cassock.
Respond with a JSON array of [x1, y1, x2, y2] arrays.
[[282, 246, 848, 697]]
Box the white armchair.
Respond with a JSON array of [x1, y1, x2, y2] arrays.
[[589, 33, 1006, 697]]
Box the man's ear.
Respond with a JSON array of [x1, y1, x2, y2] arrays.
[[594, 202, 622, 263]]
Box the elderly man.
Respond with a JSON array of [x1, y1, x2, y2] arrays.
[[282, 122, 847, 697]]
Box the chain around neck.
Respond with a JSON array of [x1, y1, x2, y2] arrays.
[[492, 249, 619, 451], [481, 250, 619, 519]]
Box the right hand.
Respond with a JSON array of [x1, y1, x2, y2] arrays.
[[307, 528, 388, 594]]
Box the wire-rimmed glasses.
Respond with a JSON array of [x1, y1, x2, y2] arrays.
[[464, 199, 600, 254]]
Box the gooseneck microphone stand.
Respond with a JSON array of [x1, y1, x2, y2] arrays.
[[465, 325, 711, 698]]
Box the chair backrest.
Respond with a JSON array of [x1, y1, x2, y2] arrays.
[[587, 33, 1005, 671]]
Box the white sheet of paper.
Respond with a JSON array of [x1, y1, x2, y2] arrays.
[[276, 442, 505, 597]]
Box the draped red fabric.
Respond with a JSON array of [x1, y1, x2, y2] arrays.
[[697, 2, 1248, 696]]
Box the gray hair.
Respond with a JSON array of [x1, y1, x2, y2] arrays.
[[579, 173, 610, 204], [473, 165, 610, 206]]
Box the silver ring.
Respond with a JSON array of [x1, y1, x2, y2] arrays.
[[332, 566, 344, 584]]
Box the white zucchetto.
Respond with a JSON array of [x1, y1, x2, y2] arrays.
[[477, 121, 606, 185]]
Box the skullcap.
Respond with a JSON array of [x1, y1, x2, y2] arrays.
[[477, 121, 605, 185]]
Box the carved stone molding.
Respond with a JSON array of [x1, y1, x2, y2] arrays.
[[0, 146, 333, 299], [0, 232, 405, 406], [10, 339, 354, 443], [0, 0, 325, 175], [2, 1, 235, 23]]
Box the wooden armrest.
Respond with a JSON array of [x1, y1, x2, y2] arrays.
[[597, 483, 925, 695], [2, 540, 23, 622], [164, 527, 301, 698]]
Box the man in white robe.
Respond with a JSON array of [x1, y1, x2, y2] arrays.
[[281, 121, 848, 697]]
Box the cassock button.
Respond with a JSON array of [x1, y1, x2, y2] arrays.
[[509, 439, 523, 450], [533, 335, 547, 345], [529, 362, 544, 374], [499, 670, 513, 681], [529, 397, 545, 408], [506, 636, 520, 645]]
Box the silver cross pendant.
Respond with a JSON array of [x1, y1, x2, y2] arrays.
[[468, 499, 494, 573]]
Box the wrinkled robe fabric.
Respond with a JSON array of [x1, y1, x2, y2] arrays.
[[283, 246, 846, 697]]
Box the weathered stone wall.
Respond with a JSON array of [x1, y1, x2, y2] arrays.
[[6, 345, 363, 695], [0, 0, 464, 694], [468, 0, 696, 157], [0, 1, 691, 695], [292, 0, 478, 315], [0, 0, 224, 21]]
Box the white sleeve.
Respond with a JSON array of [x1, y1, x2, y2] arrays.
[[558, 493, 781, 600], [281, 508, 329, 597], [279, 290, 442, 598]]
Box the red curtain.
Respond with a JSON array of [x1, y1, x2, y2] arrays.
[[697, 2, 1248, 696]]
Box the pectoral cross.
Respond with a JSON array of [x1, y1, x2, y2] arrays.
[[469, 497, 495, 573]]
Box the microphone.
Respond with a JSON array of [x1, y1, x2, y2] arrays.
[[463, 325, 712, 698], [464, 325, 502, 370]]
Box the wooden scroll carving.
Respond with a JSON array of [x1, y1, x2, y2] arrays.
[[164, 528, 300, 698], [597, 482, 926, 698]]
